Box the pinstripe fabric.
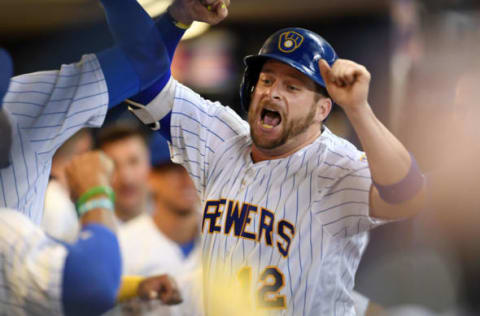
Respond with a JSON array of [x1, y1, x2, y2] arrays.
[[0, 54, 108, 314], [0, 209, 67, 316], [150, 80, 381, 315], [0, 54, 108, 225]]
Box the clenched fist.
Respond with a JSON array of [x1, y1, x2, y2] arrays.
[[319, 59, 371, 112], [138, 274, 183, 305], [65, 151, 114, 201], [169, 0, 230, 26]]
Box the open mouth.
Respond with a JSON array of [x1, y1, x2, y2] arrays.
[[260, 108, 282, 129]]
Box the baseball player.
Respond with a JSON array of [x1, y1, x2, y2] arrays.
[[127, 0, 426, 315]]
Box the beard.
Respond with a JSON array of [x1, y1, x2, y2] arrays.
[[248, 102, 318, 150]]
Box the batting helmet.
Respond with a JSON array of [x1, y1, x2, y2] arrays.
[[240, 27, 338, 110], [0, 48, 13, 168]]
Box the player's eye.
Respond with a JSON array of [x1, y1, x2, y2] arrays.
[[287, 84, 299, 91], [260, 78, 272, 85]]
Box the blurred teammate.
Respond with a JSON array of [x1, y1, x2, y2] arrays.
[[0, 0, 177, 313], [114, 159, 201, 316], [127, 0, 425, 315], [426, 70, 480, 315], [0, 0, 169, 224], [98, 124, 152, 223]]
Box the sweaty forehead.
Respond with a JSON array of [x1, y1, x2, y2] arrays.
[[260, 59, 315, 87]]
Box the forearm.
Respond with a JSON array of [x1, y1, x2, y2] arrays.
[[80, 207, 117, 233], [117, 275, 145, 302], [345, 103, 425, 218], [344, 103, 411, 184], [96, 0, 170, 108], [62, 224, 121, 316], [129, 10, 187, 105]]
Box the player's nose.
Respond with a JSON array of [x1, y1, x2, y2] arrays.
[[263, 82, 281, 101]]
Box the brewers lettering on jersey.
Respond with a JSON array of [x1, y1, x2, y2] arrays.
[[129, 2, 425, 315]]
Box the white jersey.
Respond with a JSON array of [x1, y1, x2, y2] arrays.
[[140, 79, 382, 316], [118, 213, 200, 277], [0, 209, 67, 316], [108, 213, 201, 316], [42, 180, 79, 243], [0, 54, 108, 224]]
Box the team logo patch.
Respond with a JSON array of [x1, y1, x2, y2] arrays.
[[278, 31, 304, 53]]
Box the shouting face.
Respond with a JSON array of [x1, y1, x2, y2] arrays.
[[248, 60, 331, 160]]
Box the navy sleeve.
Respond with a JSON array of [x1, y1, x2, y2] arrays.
[[96, 0, 170, 108], [130, 11, 186, 105]]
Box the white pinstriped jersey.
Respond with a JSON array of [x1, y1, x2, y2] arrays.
[[0, 209, 67, 316], [144, 80, 382, 316], [0, 54, 108, 225]]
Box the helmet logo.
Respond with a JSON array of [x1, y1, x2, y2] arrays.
[[278, 31, 304, 53]]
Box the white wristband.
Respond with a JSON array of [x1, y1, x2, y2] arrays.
[[127, 77, 177, 131], [76, 197, 114, 218]]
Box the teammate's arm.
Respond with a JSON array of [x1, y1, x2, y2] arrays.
[[3, 0, 170, 136], [126, 0, 239, 198], [127, 0, 229, 141], [319, 59, 425, 220], [61, 151, 122, 316], [117, 274, 182, 304]]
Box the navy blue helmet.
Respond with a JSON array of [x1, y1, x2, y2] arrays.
[[240, 27, 338, 110], [0, 48, 13, 168]]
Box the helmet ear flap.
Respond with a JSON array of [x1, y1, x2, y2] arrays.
[[240, 59, 265, 112]]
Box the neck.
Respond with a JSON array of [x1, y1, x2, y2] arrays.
[[152, 203, 198, 245], [251, 126, 322, 163]]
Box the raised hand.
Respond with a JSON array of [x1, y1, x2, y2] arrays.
[[169, 0, 230, 26], [138, 274, 183, 305], [65, 151, 114, 202], [319, 59, 371, 112]]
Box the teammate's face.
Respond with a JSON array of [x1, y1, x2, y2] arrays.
[[248, 60, 331, 158], [149, 166, 199, 216], [102, 136, 151, 220]]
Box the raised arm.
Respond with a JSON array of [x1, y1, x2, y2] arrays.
[[319, 59, 425, 219], [61, 151, 122, 315], [127, 0, 230, 140], [0, 0, 171, 219]]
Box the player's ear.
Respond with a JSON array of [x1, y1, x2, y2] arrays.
[[315, 96, 332, 123]]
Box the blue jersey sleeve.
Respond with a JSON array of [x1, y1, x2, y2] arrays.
[[62, 224, 122, 316], [96, 0, 170, 108], [130, 11, 186, 106]]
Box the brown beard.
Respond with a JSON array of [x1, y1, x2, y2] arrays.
[[248, 102, 318, 150]]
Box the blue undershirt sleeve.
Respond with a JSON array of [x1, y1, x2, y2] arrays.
[[61, 224, 121, 316]]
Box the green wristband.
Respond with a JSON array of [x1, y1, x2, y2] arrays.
[[77, 197, 114, 218], [76, 186, 115, 209]]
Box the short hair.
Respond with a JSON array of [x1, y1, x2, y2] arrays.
[[315, 84, 330, 100], [151, 161, 186, 175], [96, 123, 148, 149]]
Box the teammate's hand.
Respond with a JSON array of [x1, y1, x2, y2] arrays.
[[319, 59, 371, 112], [169, 0, 230, 26], [65, 151, 114, 201], [137, 274, 183, 305]]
